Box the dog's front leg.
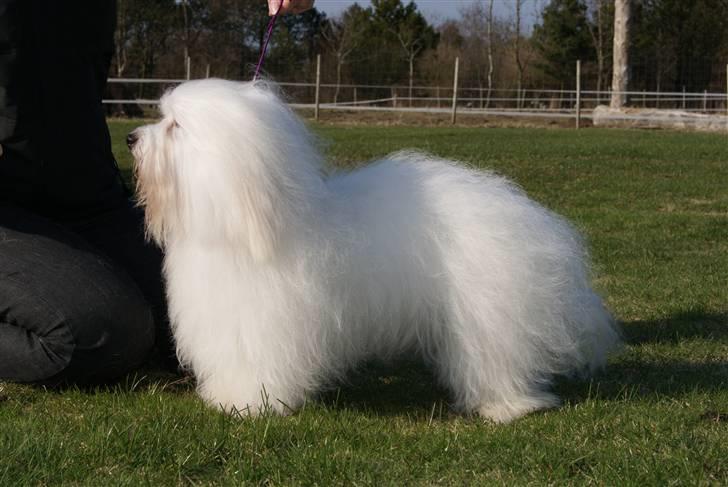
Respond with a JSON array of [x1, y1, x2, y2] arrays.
[[196, 366, 302, 417]]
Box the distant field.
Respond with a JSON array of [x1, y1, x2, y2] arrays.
[[1, 122, 726, 484]]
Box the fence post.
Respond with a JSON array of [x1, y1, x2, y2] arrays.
[[353, 86, 357, 105], [314, 54, 321, 121], [185, 56, 191, 80], [392, 88, 397, 108], [205, 64, 210, 78], [451, 57, 459, 125], [575, 60, 581, 130], [703, 89, 708, 112], [725, 64, 728, 116]]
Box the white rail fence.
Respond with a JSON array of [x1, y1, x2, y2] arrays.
[[105, 59, 728, 128]]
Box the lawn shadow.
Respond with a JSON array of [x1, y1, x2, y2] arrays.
[[622, 310, 728, 345], [321, 310, 728, 416], [316, 359, 451, 418], [556, 309, 728, 404], [32, 364, 192, 395], [556, 358, 728, 405], [25, 310, 726, 418], [323, 355, 728, 419]]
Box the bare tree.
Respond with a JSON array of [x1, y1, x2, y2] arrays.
[[322, 17, 365, 104], [486, 0, 495, 108], [115, 0, 130, 77], [611, 0, 630, 108], [586, 0, 611, 103], [513, 0, 526, 108], [181, 0, 191, 68], [389, 26, 428, 107], [179, 0, 209, 77], [457, 2, 488, 108]]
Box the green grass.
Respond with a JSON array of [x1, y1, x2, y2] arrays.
[[2, 122, 726, 485]]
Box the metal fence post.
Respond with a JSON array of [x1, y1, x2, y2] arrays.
[[314, 54, 321, 121], [185, 56, 191, 80], [451, 57, 459, 125], [575, 60, 581, 129]]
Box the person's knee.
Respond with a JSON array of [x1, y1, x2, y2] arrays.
[[0, 310, 75, 382], [0, 205, 157, 384], [4, 273, 157, 385], [54, 284, 156, 384], [0, 287, 154, 384]]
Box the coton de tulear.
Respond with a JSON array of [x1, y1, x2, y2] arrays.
[[129, 79, 620, 423]]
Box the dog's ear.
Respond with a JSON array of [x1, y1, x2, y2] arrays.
[[232, 174, 281, 262], [134, 131, 180, 247], [219, 89, 305, 262], [177, 80, 322, 262]]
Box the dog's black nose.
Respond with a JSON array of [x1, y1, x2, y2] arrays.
[[126, 131, 138, 149]]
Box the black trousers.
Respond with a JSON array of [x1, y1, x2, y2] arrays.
[[0, 203, 169, 384], [0, 0, 173, 384]]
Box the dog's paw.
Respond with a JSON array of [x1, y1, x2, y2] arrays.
[[200, 386, 299, 418], [217, 399, 297, 418], [476, 392, 560, 423]]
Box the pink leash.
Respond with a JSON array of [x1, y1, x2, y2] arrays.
[[253, 1, 284, 80]]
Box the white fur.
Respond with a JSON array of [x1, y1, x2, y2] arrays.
[[131, 78, 620, 423]]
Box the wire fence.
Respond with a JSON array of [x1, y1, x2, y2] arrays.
[[105, 71, 728, 128]]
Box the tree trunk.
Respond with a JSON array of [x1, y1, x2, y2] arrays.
[[181, 0, 192, 77], [115, 39, 126, 78], [334, 54, 343, 104], [588, 0, 607, 104], [515, 1, 524, 109], [486, 0, 494, 109], [409, 54, 414, 108], [610, 0, 630, 108], [596, 0, 604, 104], [114, 0, 127, 78]]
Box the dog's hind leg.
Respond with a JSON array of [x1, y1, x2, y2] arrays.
[[432, 305, 561, 423], [435, 338, 561, 423]]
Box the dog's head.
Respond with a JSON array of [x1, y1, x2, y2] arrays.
[[129, 79, 322, 261]]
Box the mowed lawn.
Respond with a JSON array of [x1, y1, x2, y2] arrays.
[[1, 121, 726, 485]]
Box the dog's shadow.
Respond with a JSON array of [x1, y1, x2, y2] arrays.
[[622, 310, 727, 345], [316, 311, 728, 417], [554, 310, 728, 403], [38, 310, 723, 418], [315, 359, 448, 418]]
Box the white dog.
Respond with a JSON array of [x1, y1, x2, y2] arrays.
[[130, 79, 620, 423]]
